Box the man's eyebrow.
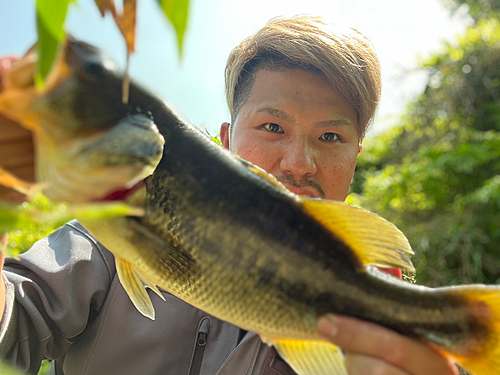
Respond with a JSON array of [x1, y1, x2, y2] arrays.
[[315, 118, 354, 128], [256, 107, 295, 123], [256, 108, 354, 128]]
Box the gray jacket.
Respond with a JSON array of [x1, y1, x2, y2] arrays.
[[0, 221, 296, 375]]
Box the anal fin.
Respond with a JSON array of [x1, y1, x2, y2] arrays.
[[262, 336, 347, 375], [115, 257, 165, 320]]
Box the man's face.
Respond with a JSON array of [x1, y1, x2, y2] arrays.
[[220, 68, 360, 201]]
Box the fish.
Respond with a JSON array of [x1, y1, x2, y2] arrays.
[[1, 37, 500, 375]]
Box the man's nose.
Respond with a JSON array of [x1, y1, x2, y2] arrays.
[[280, 138, 317, 177]]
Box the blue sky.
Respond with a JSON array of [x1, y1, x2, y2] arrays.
[[1, 0, 471, 136]]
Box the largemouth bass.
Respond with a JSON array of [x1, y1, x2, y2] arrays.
[[1, 38, 500, 375]]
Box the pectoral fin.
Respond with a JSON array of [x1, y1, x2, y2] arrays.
[[301, 199, 415, 273], [128, 218, 196, 275], [115, 257, 165, 320], [262, 336, 347, 375]]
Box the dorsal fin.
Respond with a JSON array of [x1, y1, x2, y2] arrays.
[[301, 198, 415, 273]]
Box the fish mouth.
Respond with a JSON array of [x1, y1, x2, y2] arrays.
[[36, 152, 154, 203], [284, 186, 322, 198], [35, 113, 164, 203], [95, 180, 145, 202]]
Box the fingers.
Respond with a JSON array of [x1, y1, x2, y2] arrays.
[[317, 314, 459, 375], [344, 352, 409, 375]]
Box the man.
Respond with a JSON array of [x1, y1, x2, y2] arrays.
[[219, 15, 458, 375], [0, 15, 458, 375]]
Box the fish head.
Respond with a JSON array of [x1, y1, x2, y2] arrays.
[[0, 37, 164, 203]]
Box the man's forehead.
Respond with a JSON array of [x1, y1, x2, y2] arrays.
[[232, 66, 327, 123]]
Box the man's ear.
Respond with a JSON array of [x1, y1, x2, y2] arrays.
[[220, 122, 230, 150]]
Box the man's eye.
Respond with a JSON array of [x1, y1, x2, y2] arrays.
[[319, 132, 340, 142], [263, 123, 283, 133]]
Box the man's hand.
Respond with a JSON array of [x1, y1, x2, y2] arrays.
[[317, 314, 459, 375]]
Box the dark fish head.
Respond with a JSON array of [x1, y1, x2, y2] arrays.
[[0, 37, 164, 203], [36, 37, 131, 137]]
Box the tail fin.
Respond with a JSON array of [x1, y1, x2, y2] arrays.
[[444, 286, 500, 375]]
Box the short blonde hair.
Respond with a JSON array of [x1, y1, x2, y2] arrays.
[[225, 15, 381, 140]]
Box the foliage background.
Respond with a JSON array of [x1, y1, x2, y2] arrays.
[[348, 0, 500, 287]]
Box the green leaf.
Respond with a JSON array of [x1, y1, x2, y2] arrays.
[[0, 360, 24, 375], [70, 202, 144, 220], [4, 194, 74, 259], [157, 0, 189, 56], [0, 204, 38, 233], [0, 202, 73, 235], [35, 0, 72, 87]]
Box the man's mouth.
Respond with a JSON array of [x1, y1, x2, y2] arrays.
[[275, 174, 325, 198], [284, 185, 321, 198]]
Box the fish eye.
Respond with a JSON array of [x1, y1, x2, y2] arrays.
[[263, 123, 283, 133], [83, 60, 104, 77], [319, 132, 340, 142]]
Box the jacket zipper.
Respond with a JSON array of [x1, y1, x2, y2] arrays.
[[189, 317, 210, 375]]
